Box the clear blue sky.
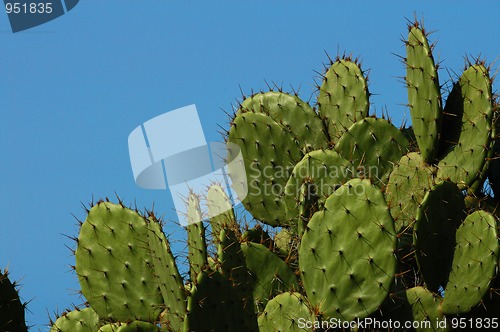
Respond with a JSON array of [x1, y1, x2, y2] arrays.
[[1, 1, 499, 329]]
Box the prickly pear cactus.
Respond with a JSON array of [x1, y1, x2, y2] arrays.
[[75, 201, 164, 322], [258, 292, 315, 332], [53, 17, 500, 332], [414, 181, 465, 292], [0, 269, 28, 332], [405, 21, 442, 162], [227, 111, 304, 226], [299, 179, 397, 321], [441, 211, 498, 315], [437, 63, 494, 188], [317, 57, 370, 141], [50, 307, 100, 332]]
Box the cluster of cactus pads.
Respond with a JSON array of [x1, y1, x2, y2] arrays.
[[50, 20, 500, 331]]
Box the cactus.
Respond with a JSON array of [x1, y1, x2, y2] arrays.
[[441, 211, 498, 315], [386, 152, 435, 234], [74, 201, 164, 322], [238, 91, 329, 152], [207, 184, 237, 242], [317, 57, 370, 141], [437, 63, 494, 188], [241, 242, 299, 313], [241, 225, 273, 249], [183, 270, 247, 332], [218, 228, 258, 331], [283, 149, 353, 229], [405, 22, 443, 162], [0, 269, 28, 332], [299, 179, 397, 321], [334, 117, 410, 187], [227, 111, 304, 226], [384, 287, 446, 332], [147, 217, 186, 330], [51, 17, 500, 331], [185, 194, 208, 282], [257, 292, 315, 332], [50, 307, 100, 332], [414, 181, 465, 292]]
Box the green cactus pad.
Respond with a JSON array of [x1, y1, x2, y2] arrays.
[[406, 23, 442, 162], [283, 149, 353, 227], [414, 181, 465, 292], [227, 112, 303, 226], [0, 269, 27, 332], [299, 178, 397, 321], [207, 184, 237, 243], [442, 211, 498, 315], [98, 321, 160, 332], [75, 202, 163, 322], [241, 242, 299, 312], [238, 91, 329, 152], [184, 270, 249, 332], [258, 292, 315, 332], [385, 152, 435, 233], [218, 229, 258, 331], [437, 64, 493, 188], [186, 194, 208, 282], [50, 307, 100, 332], [147, 218, 186, 331], [334, 117, 410, 187], [317, 58, 370, 141], [385, 287, 446, 332]]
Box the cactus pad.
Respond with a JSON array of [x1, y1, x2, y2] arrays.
[[258, 292, 315, 332], [386, 152, 435, 233], [406, 23, 442, 162], [334, 117, 409, 187], [147, 218, 186, 330], [284, 149, 353, 226], [50, 307, 100, 332], [385, 287, 445, 332], [207, 184, 237, 243], [437, 64, 493, 188], [218, 228, 258, 331], [0, 269, 27, 332], [442, 211, 498, 315], [241, 242, 299, 312], [184, 270, 248, 331], [317, 58, 370, 140], [238, 91, 329, 151], [299, 178, 397, 321], [75, 202, 163, 322], [228, 112, 303, 226], [186, 194, 208, 282], [414, 181, 465, 292]]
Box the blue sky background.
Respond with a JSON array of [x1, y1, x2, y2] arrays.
[[1, 1, 499, 329]]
